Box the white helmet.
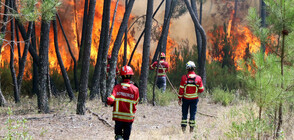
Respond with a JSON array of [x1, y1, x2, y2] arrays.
[[186, 61, 196, 70]]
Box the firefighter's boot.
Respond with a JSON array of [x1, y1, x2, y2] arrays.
[[115, 135, 123, 140], [181, 126, 186, 132], [190, 127, 194, 133]]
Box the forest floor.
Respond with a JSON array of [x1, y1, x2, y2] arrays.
[[0, 96, 293, 140]]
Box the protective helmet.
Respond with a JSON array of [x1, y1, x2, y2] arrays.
[[160, 52, 166, 58], [107, 55, 111, 60], [186, 61, 196, 70], [120, 65, 134, 76]]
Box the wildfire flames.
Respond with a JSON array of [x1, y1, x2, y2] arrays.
[[0, 0, 178, 79], [207, 10, 262, 70]]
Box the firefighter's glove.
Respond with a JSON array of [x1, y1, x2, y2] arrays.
[[178, 99, 182, 106]]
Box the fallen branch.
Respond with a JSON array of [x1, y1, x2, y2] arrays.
[[25, 116, 53, 120], [87, 109, 113, 128], [198, 111, 217, 118]]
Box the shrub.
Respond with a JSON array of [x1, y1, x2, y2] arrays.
[[146, 83, 177, 106], [211, 87, 235, 106]]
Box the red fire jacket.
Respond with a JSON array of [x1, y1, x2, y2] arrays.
[[107, 79, 139, 122], [178, 71, 204, 100], [150, 59, 169, 77]]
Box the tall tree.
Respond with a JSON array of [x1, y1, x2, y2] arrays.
[[31, 23, 39, 95], [260, 0, 266, 53], [52, 20, 75, 101], [106, 0, 135, 100], [0, 0, 10, 51], [0, 83, 6, 106], [90, 0, 111, 100], [76, 0, 97, 115], [139, 0, 153, 103], [78, 0, 89, 64], [100, 0, 119, 102], [123, 0, 128, 66], [184, 0, 207, 85], [9, 0, 20, 103]]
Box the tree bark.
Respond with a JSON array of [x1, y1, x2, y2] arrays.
[[0, 0, 10, 54], [56, 14, 78, 91], [31, 23, 39, 95], [106, 0, 135, 100], [90, 0, 111, 100], [139, 0, 153, 103], [37, 20, 50, 113], [123, 0, 128, 66], [184, 0, 207, 86], [76, 0, 97, 115], [52, 20, 75, 101], [0, 86, 6, 106], [128, 0, 165, 65], [199, 0, 203, 24], [78, 0, 89, 64], [100, 0, 119, 102], [17, 22, 33, 93]]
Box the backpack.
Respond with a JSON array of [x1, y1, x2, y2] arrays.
[[184, 74, 199, 94]]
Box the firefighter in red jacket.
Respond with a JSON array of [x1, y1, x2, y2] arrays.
[[150, 52, 169, 92], [178, 61, 204, 133], [107, 65, 139, 140], [107, 55, 120, 84]]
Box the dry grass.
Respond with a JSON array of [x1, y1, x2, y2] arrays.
[[0, 96, 293, 140]]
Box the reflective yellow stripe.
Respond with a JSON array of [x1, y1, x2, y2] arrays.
[[116, 98, 137, 104], [109, 95, 115, 100], [121, 83, 130, 87], [130, 103, 133, 114], [113, 111, 135, 117], [181, 120, 187, 125], [184, 84, 198, 95], [180, 85, 184, 88], [115, 100, 119, 112], [178, 95, 183, 97], [184, 94, 198, 98], [188, 74, 196, 77], [198, 86, 204, 89], [158, 73, 166, 76], [113, 115, 134, 120]]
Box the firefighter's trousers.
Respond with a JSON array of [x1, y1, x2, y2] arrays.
[[181, 98, 199, 127], [115, 121, 133, 140]]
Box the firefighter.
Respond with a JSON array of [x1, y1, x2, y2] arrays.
[[150, 52, 169, 92], [107, 65, 139, 140], [107, 55, 120, 84], [178, 61, 204, 133]]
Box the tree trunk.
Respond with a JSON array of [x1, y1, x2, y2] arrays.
[[128, 0, 164, 65], [123, 0, 128, 66], [73, 0, 80, 49], [56, 14, 78, 91], [152, 0, 172, 63], [184, 0, 207, 86], [31, 23, 39, 95], [0, 0, 10, 52], [199, 0, 203, 24], [90, 0, 111, 100], [76, 0, 97, 115], [9, 1, 20, 103], [17, 22, 33, 93], [191, 0, 202, 74], [106, 0, 135, 100], [78, 0, 89, 64], [52, 20, 75, 101], [139, 0, 153, 103], [100, 0, 119, 102], [16, 25, 21, 64], [37, 20, 50, 113], [0, 85, 6, 106]]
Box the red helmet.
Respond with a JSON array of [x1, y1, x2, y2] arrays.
[[120, 65, 134, 76], [160, 52, 166, 58], [107, 55, 111, 60]]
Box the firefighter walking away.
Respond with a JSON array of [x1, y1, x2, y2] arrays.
[[107, 65, 139, 140], [178, 61, 204, 133], [150, 52, 169, 92]]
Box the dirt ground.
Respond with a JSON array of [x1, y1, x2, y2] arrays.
[[0, 98, 293, 140]]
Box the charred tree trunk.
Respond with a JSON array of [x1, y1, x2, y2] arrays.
[[76, 0, 97, 115], [199, 0, 203, 24], [260, 0, 266, 53], [56, 14, 79, 91], [78, 0, 89, 64], [52, 20, 75, 101], [16, 25, 21, 64], [37, 20, 50, 113], [9, 0, 20, 103], [191, 0, 202, 74], [128, 0, 164, 65], [0, 85, 6, 106], [152, 0, 172, 63], [31, 23, 39, 95], [90, 0, 111, 100], [123, 0, 128, 66], [106, 0, 135, 99], [184, 0, 207, 86], [139, 0, 153, 103], [17, 22, 33, 93], [100, 0, 119, 102], [0, 0, 10, 53]]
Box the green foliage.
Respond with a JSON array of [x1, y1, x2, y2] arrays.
[[40, 0, 61, 21], [211, 87, 235, 106], [225, 106, 273, 139], [247, 8, 269, 44], [146, 83, 177, 106], [19, 0, 39, 22], [3, 107, 33, 140]]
